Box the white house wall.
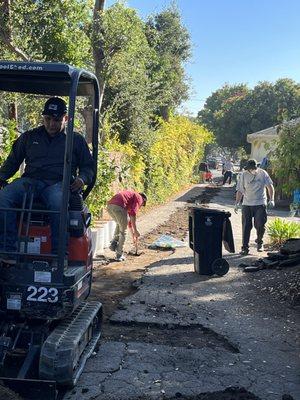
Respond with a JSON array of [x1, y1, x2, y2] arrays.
[[250, 138, 277, 162]]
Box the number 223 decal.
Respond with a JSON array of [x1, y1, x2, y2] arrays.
[[26, 286, 59, 303]]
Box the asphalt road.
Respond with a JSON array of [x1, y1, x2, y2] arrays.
[[65, 182, 299, 400]]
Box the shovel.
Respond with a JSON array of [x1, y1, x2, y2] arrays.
[[134, 237, 138, 255], [129, 234, 142, 257]]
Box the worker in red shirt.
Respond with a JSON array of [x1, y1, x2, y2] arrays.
[[107, 190, 147, 261]]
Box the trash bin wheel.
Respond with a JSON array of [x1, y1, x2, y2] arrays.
[[211, 258, 229, 276]]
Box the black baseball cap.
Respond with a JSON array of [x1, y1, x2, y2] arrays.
[[42, 97, 67, 117], [139, 192, 147, 206], [245, 159, 258, 170]]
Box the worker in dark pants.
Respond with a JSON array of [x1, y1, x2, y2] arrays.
[[222, 158, 234, 185], [107, 190, 147, 261], [234, 159, 275, 255]]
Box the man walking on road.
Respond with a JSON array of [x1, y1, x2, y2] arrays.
[[222, 158, 234, 185], [107, 190, 147, 261], [235, 159, 274, 255]]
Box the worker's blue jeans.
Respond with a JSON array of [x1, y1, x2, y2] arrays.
[[0, 177, 63, 254]]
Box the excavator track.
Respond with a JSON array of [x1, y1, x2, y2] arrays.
[[39, 301, 102, 387]]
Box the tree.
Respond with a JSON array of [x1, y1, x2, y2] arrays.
[[198, 80, 300, 151], [0, 0, 30, 60], [197, 84, 250, 149], [274, 79, 300, 122], [92, 0, 106, 110], [0, 0, 92, 66], [91, 3, 192, 148], [0, 0, 95, 138], [92, 2, 154, 149], [145, 6, 191, 120], [0, 1, 193, 152]]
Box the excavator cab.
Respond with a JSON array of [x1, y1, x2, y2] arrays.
[[0, 61, 102, 399]]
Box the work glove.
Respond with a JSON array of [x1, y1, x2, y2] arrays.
[[234, 203, 241, 214], [268, 200, 275, 209]]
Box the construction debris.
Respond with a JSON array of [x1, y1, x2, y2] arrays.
[[240, 239, 300, 272], [149, 234, 187, 250]]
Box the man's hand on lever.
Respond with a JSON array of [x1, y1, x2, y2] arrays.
[[70, 177, 84, 192]]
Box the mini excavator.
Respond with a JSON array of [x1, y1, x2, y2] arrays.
[[0, 61, 102, 399]]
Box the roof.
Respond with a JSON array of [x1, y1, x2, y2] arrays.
[[0, 61, 98, 96], [247, 125, 278, 142], [247, 117, 300, 143]]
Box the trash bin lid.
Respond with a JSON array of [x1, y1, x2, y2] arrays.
[[189, 206, 231, 217], [223, 217, 235, 253]]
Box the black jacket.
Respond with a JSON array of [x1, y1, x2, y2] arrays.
[[0, 126, 95, 185]]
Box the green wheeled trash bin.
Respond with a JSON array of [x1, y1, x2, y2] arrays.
[[189, 207, 235, 276]]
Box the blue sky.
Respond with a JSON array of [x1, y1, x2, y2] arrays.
[[107, 0, 300, 115]]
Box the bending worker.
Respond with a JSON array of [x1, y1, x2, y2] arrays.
[[235, 159, 274, 255], [0, 97, 94, 264], [107, 190, 147, 261]]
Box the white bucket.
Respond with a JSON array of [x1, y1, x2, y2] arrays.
[[108, 220, 116, 241], [91, 229, 98, 256], [96, 226, 105, 254], [103, 222, 110, 248]]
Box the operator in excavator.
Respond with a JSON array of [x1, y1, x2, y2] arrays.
[[0, 97, 94, 264]]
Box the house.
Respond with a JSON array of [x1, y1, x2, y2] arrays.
[[247, 118, 300, 205], [247, 125, 278, 163], [247, 118, 300, 163]]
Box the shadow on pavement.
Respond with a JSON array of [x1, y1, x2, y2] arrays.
[[175, 186, 206, 202]]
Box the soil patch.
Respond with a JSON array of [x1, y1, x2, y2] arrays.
[[104, 321, 239, 353], [90, 186, 220, 324], [90, 205, 190, 320], [133, 387, 262, 399]]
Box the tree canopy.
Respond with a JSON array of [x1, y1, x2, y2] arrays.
[[0, 1, 192, 150], [0, 0, 92, 65], [198, 79, 300, 150], [0, 1, 214, 211], [145, 6, 191, 119]]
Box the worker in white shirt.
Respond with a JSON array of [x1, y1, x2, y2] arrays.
[[222, 158, 234, 185], [235, 159, 275, 254]]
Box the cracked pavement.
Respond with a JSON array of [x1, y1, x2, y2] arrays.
[[65, 183, 300, 400]]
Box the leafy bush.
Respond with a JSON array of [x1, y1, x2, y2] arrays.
[[86, 148, 116, 220], [267, 218, 300, 245], [106, 138, 146, 192], [0, 120, 17, 166], [271, 121, 300, 196], [146, 115, 213, 202]]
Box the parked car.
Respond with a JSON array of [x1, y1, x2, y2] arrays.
[[207, 158, 218, 169]]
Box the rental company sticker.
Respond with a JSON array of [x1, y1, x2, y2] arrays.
[[7, 294, 22, 310], [34, 271, 51, 283], [20, 237, 41, 254]]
